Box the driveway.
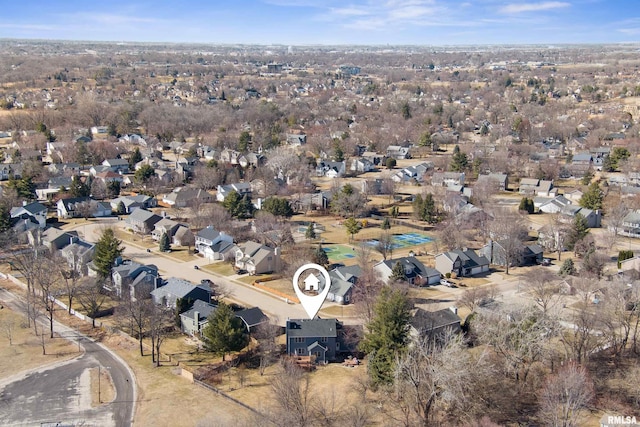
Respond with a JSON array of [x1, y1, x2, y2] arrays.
[[0, 287, 135, 427]]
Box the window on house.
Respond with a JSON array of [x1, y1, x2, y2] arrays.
[[320, 337, 327, 342], [295, 337, 305, 343], [296, 348, 305, 355]]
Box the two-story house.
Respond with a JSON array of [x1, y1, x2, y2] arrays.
[[162, 187, 214, 208], [286, 318, 342, 364], [435, 249, 490, 278], [216, 182, 252, 202], [10, 201, 47, 229], [195, 225, 236, 260], [235, 241, 281, 275], [56, 197, 112, 219], [110, 194, 157, 214], [374, 257, 441, 286], [125, 208, 162, 235], [151, 277, 211, 309], [111, 260, 160, 300]]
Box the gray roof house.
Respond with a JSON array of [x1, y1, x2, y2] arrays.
[[102, 158, 130, 174], [162, 187, 214, 208], [180, 300, 218, 336], [151, 278, 212, 309], [435, 249, 490, 278], [216, 182, 252, 202], [375, 256, 441, 286], [476, 173, 508, 191], [56, 197, 112, 219], [432, 172, 465, 187], [235, 307, 268, 332], [125, 208, 162, 234], [110, 194, 157, 214], [235, 241, 281, 275], [11, 201, 47, 229], [479, 240, 544, 268], [409, 307, 462, 341], [315, 265, 363, 305], [286, 318, 342, 364], [195, 225, 235, 260], [619, 210, 640, 238], [111, 260, 160, 300]]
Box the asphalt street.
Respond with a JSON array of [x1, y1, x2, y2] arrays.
[[0, 287, 135, 427]]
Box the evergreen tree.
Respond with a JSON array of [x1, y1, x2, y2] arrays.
[[7, 176, 36, 200], [222, 190, 255, 219], [0, 203, 11, 232], [305, 223, 316, 240], [559, 258, 576, 276], [385, 158, 397, 169], [128, 147, 143, 170], [159, 232, 171, 252], [333, 141, 345, 162], [93, 228, 124, 280], [107, 180, 121, 198], [389, 261, 407, 283], [262, 197, 293, 218], [617, 250, 634, 268], [134, 164, 155, 184], [450, 145, 468, 172], [412, 193, 438, 223], [359, 286, 411, 387], [579, 182, 604, 210], [238, 131, 252, 152], [519, 197, 535, 214], [70, 175, 90, 197], [175, 297, 193, 326], [344, 217, 362, 242], [565, 214, 589, 251], [381, 217, 391, 230], [313, 244, 329, 267], [116, 201, 126, 215], [202, 302, 249, 361], [401, 101, 412, 119]]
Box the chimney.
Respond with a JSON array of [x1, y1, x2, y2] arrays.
[[194, 311, 200, 324], [22, 200, 27, 206]]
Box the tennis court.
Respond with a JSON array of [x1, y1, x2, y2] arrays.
[[322, 244, 356, 261], [366, 232, 433, 249]]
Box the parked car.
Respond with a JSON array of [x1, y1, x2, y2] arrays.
[[193, 265, 199, 270], [440, 279, 453, 287]]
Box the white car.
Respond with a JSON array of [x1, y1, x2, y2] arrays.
[[440, 279, 452, 287]]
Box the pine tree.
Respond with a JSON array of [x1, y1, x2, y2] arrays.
[[344, 217, 362, 242], [579, 182, 604, 210], [69, 175, 90, 197], [93, 228, 124, 280], [389, 261, 407, 283], [128, 147, 143, 169], [450, 145, 468, 172], [202, 302, 249, 361], [305, 223, 316, 240], [0, 203, 11, 232], [519, 197, 534, 214], [262, 197, 293, 218], [381, 217, 391, 230], [159, 232, 171, 252], [116, 201, 126, 215], [313, 244, 329, 267], [559, 258, 576, 276], [566, 214, 589, 251], [359, 286, 411, 387]]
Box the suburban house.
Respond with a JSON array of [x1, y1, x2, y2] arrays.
[[560, 206, 601, 228], [350, 158, 375, 173], [535, 195, 572, 213], [619, 210, 640, 238], [151, 218, 183, 242], [111, 260, 160, 300], [180, 302, 267, 336], [238, 152, 264, 168], [386, 145, 411, 159], [180, 300, 218, 336], [56, 197, 112, 219], [479, 240, 544, 267], [102, 158, 130, 174], [162, 187, 214, 208], [235, 241, 281, 275], [286, 133, 307, 146], [195, 225, 236, 260], [0, 163, 22, 181], [110, 194, 157, 214], [286, 318, 342, 363], [151, 278, 212, 309], [315, 264, 362, 305], [235, 307, 268, 332], [216, 182, 252, 202], [374, 257, 441, 286], [409, 307, 462, 340], [431, 172, 465, 187], [476, 173, 508, 191], [392, 162, 433, 183], [34, 227, 80, 251], [519, 178, 557, 197], [125, 208, 163, 235], [59, 238, 95, 276], [434, 249, 490, 278], [316, 161, 346, 178], [10, 201, 47, 229]]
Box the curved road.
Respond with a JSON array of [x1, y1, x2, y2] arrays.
[[0, 287, 135, 427]]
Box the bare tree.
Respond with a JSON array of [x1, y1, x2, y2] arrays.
[[1, 317, 16, 346], [352, 244, 383, 324], [76, 278, 106, 328], [538, 363, 594, 427], [457, 285, 496, 312], [487, 209, 528, 274], [253, 320, 280, 376], [148, 303, 174, 367], [118, 297, 151, 356], [269, 360, 312, 427], [54, 251, 83, 315], [375, 231, 394, 260], [35, 254, 62, 338], [525, 268, 562, 315]]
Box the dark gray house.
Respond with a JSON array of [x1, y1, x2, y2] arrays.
[[480, 241, 544, 267], [286, 318, 342, 363], [111, 260, 160, 300], [180, 300, 218, 336], [125, 208, 163, 235], [409, 307, 462, 341]]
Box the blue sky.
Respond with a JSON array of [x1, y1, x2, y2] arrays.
[[0, 1, 638, 45]]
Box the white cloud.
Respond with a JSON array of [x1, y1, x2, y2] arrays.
[[619, 28, 640, 35], [330, 7, 370, 17], [499, 1, 570, 14]]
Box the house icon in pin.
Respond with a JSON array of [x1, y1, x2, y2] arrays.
[[303, 272, 320, 292]]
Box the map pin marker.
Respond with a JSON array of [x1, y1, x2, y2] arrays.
[[293, 263, 331, 319]]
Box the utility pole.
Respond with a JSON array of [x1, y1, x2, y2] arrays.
[[98, 365, 101, 403]]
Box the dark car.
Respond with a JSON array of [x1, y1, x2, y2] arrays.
[[194, 265, 199, 270]]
